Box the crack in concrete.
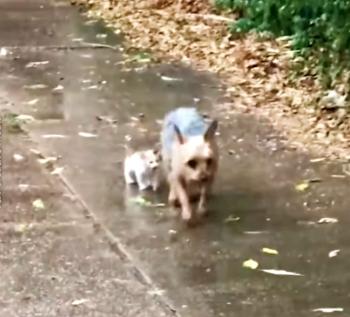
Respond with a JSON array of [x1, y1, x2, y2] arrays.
[[55, 168, 180, 316], [1, 43, 119, 51]]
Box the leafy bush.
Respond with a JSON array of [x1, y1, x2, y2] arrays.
[[217, 0, 350, 87]]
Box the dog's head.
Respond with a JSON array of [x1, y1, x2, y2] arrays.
[[171, 120, 218, 184]]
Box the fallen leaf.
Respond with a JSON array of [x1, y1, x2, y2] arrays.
[[25, 61, 49, 68], [96, 115, 118, 124], [26, 98, 39, 106], [96, 33, 107, 39], [78, 132, 98, 138], [30, 148, 42, 156], [224, 215, 240, 223], [14, 223, 29, 233], [160, 75, 182, 82], [13, 153, 24, 162], [312, 308, 344, 313], [41, 134, 67, 139], [318, 217, 338, 224], [262, 247, 279, 255], [51, 167, 64, 175], [129, 196, 152, 206], [148, 289, 166, 296], [32, 199, 45, 210], [261, 269, 303, 276], [18, 184, 29, 191], [71, 298, 89, 306], [24, 84, 48, 90], [295, 182, 309, 192], [85, 85, 99, 90], [37, 157, 58, 165], [310, 158, 326, 163], [153, 203, 166, 207], [328, 249, 340, 258], [16, 114, 35, 122], [52, 84, 64, 92], [0, 47, 8, 57], [243, 259, 259, 270]]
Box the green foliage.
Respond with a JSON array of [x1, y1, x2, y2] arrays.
[[218, 0, 350, 86], [3, 113, 23, 134]]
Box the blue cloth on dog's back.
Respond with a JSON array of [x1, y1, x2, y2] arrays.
[[161, 107, 207, 154]]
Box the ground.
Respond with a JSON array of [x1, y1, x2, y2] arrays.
[[1, 0, 350, 316]]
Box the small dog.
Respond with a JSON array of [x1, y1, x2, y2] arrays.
[[161, 107, 219, 222], [124, 147, 162, 191]]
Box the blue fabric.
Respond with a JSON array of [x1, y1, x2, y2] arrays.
[[161, 107, 207, 154]]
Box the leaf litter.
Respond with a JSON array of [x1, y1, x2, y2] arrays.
[[312, 308, 344, 313], [13, 153, 25, 162], [129, 196, 165, 207], [71, 0, 350, 161], [78, 131, 98, 138], [328, 249, 340, 258], [318, 217, 338, 224], [243, 259, 259, 270], [25, 61, 49, 68], [261, 247, 279, 255], [32, 199, 45, 210], [261, 269, 303, 276]]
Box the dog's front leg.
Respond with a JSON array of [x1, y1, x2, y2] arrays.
[[173, 179, 193, 222], [197, 186, 208, 216]]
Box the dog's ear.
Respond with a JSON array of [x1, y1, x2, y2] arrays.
[[204, 119, 218, 141], [173, 124, 186, 144]]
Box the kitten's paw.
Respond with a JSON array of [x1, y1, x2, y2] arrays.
[[138, 183, 149, 191]]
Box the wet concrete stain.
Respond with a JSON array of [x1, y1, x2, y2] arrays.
[[1, 0, 350, 316]]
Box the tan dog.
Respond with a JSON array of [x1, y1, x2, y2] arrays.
[[161, 107, 219, 223]]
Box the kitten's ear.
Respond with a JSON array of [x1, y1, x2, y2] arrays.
[[153, 143, 161, 155], [204, 119, 218, 141], [173, 124, 186, 144], [124, 144, 133, 156]]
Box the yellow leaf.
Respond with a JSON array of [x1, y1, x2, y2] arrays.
[[32, 199, 45, 210], [262, 247, 279, 255], [295, 182, 309, 192], [243, 259, 259, 270]]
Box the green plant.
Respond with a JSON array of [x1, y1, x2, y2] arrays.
[[217, 0, 350, 86], [3, 113, 24, 134]]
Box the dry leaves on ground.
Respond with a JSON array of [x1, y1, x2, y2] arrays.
[[73, 0, 350, 160]]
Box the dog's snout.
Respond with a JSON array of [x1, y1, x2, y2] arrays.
[[200, 175, 209, 183]]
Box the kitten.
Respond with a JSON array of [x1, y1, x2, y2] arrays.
[[124, 147, 162, 191]]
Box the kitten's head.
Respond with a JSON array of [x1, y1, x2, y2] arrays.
[[143, 147, 162, 170]]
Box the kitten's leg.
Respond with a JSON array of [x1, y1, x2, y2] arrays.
[[135, 171, 149, 191], [124, 164, 136, 185]]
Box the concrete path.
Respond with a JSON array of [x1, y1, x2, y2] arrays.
[[1, 0, 350, 316]]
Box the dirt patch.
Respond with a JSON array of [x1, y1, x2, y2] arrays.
[[71, 0, 350, 161]]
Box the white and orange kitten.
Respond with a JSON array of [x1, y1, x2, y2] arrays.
[[124, 148, 162, 191]]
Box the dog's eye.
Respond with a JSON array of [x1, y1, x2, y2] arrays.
[[187, 159, 198, 169], [206, 158, 213, 167]]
